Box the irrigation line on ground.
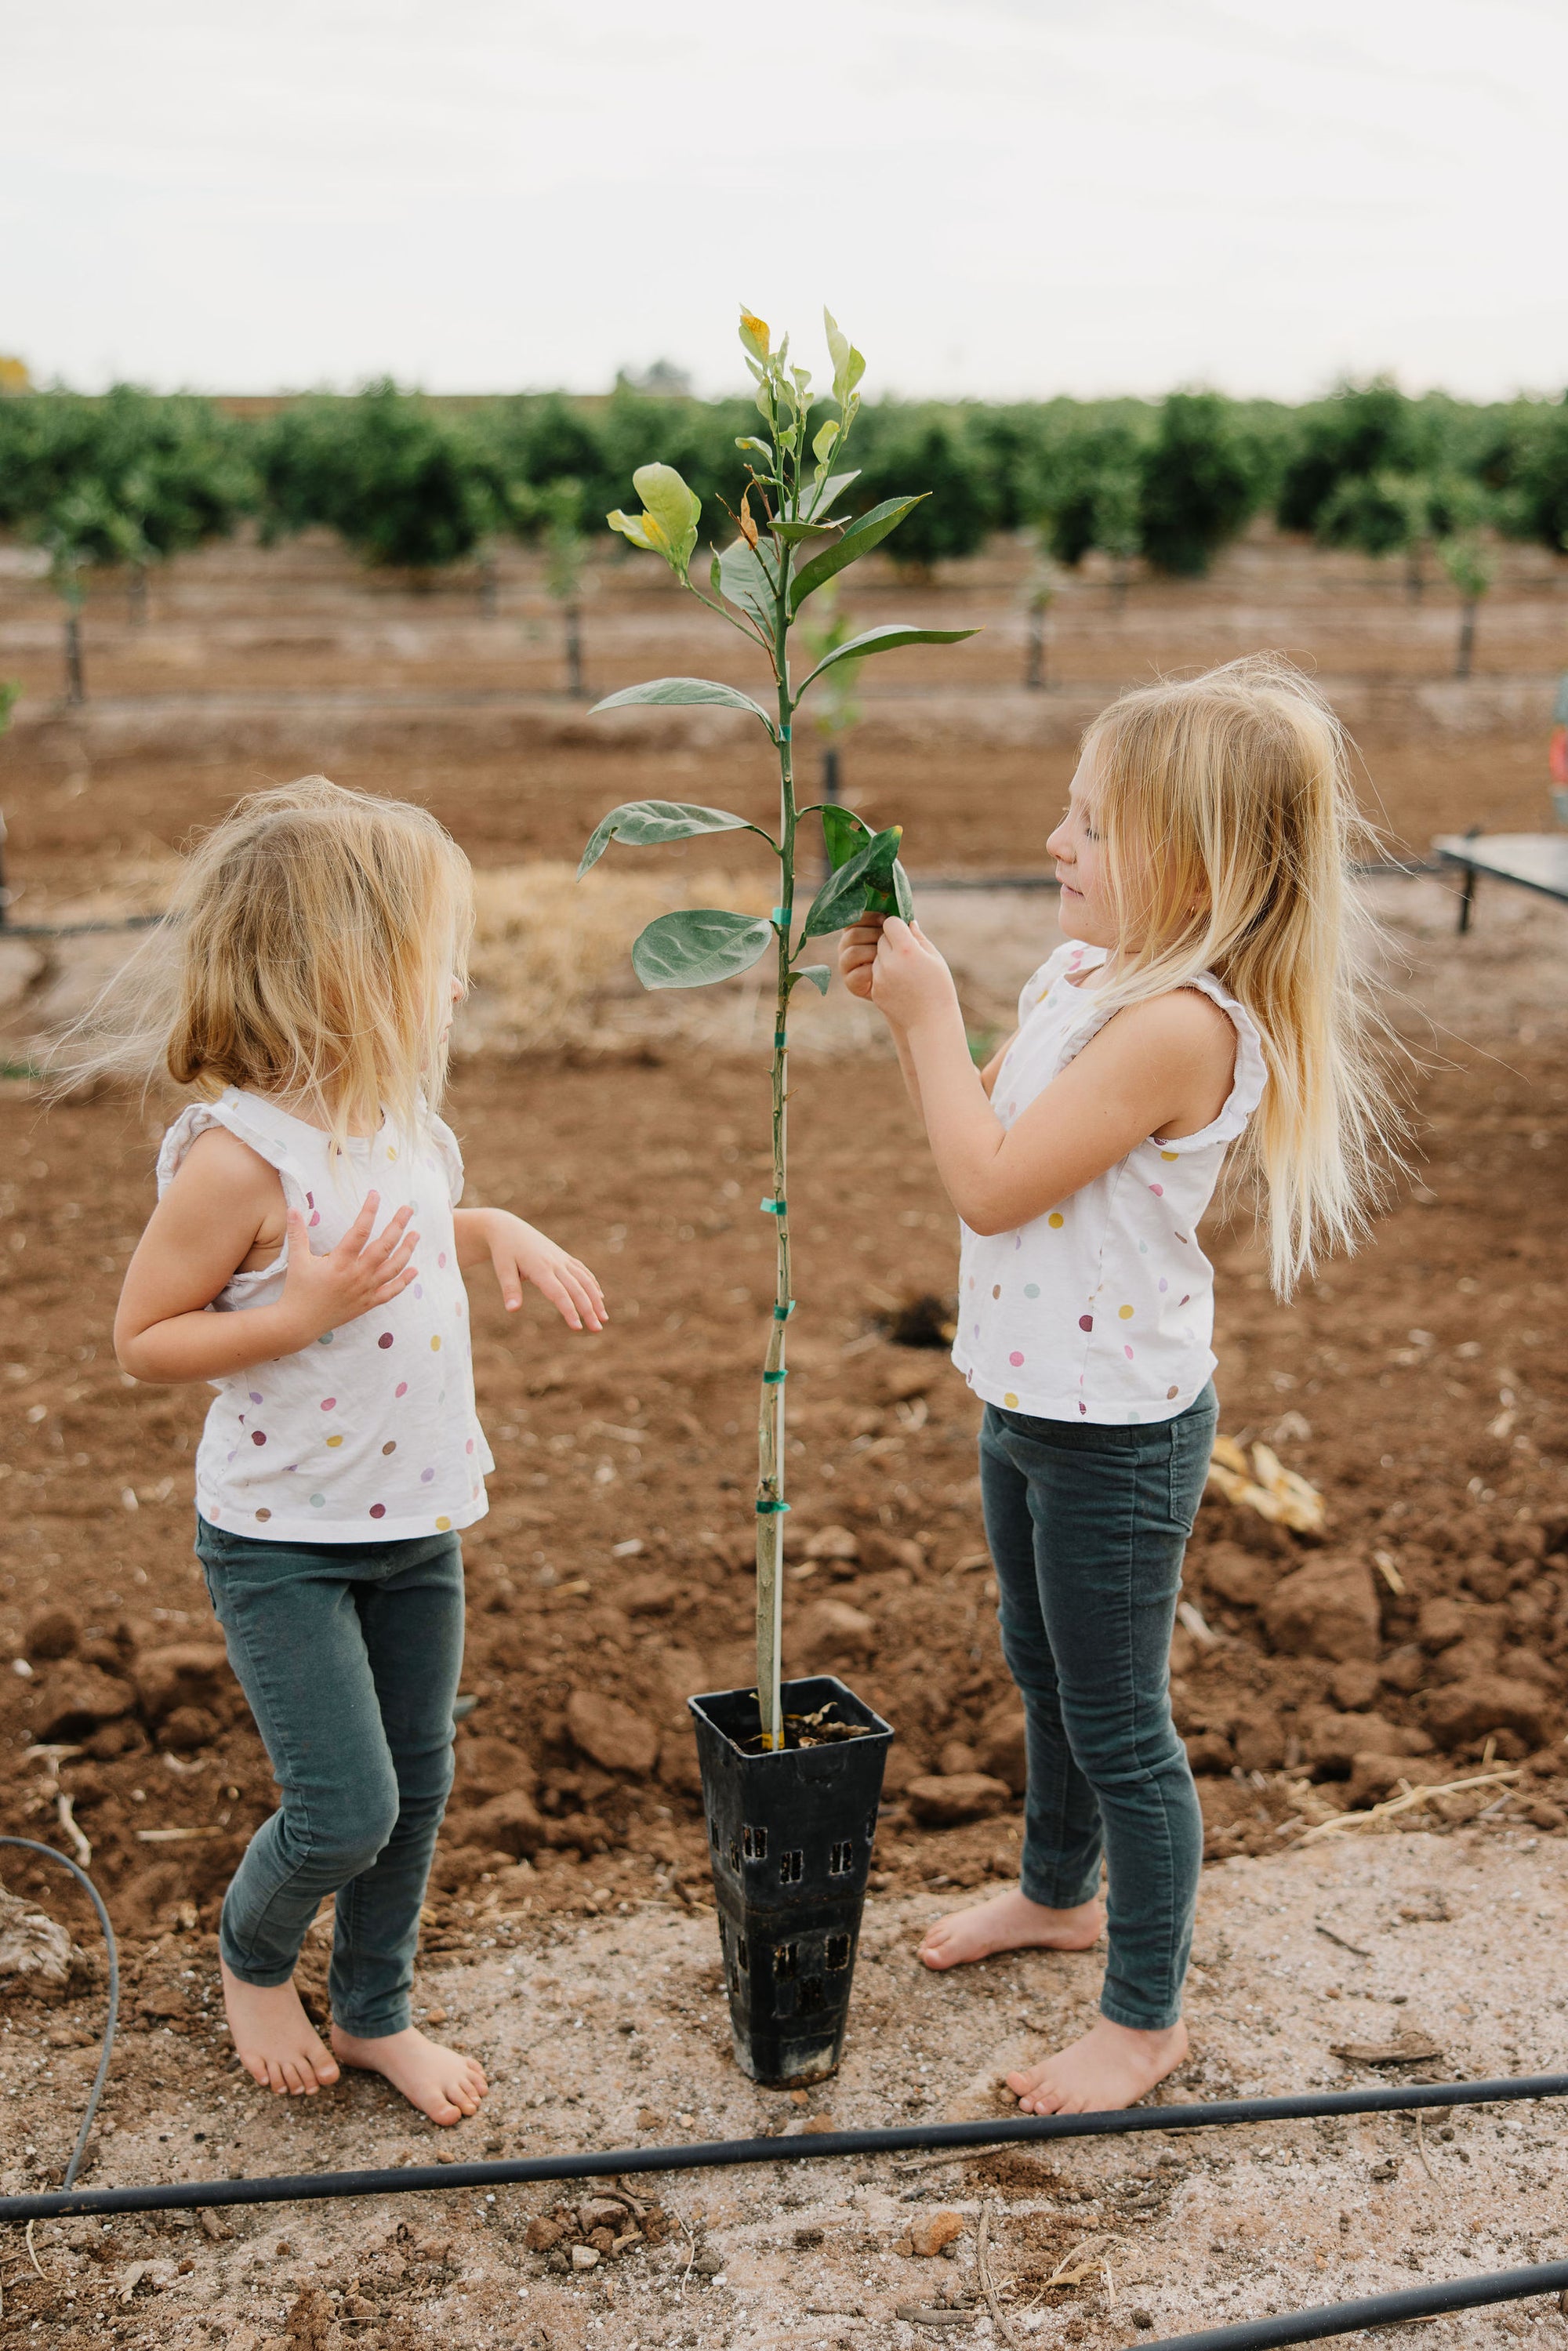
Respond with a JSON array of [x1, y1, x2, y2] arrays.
[[4, 2073, 1568, 2225], [6, 1834, 1568, 2350]]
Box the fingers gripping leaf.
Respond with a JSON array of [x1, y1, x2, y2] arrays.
[[800, 824, 908, 938], [578, 800, 760, 880], [631, 907, 776, 992]]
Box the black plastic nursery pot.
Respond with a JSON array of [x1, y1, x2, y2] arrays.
[[688, 1674, 894, 2089]]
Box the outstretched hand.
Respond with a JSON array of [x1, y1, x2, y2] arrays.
[[838, 912, 886, 1003], [483, 1211, 607, 1333]]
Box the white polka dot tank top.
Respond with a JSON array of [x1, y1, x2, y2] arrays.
[[952, 942, 1267, 1426], [157, 1089, 494, 1542]]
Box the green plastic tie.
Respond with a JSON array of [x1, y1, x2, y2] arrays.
[[774, 1030, 787, 1047], [772, 906, 790, 926], [763, 1367, 788, 1384], [773, 1301, 795, 1322], [779, 724, 792, 740], [755, 1497, 791, 1515], [760, 1196, 787, 1216]]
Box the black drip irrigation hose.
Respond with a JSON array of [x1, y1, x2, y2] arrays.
[[3, 1841, 1567, 2349]]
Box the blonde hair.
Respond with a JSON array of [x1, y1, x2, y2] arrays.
[[56, 776, 473, 1146], [1080, 655, 1400, 1297]]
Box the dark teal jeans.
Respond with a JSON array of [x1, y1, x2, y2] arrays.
[[977, 1384, 1216, 2031], [194, 1515, 464, 2039]]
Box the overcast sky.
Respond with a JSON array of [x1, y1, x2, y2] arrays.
[[7, 0, 1565, 404]]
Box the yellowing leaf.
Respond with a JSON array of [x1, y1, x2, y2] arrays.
[[739, 307, 771, 363], [608, 464, 702, 581]]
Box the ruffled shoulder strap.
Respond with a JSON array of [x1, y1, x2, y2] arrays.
[[1149, 971, 1269, 1154], [155, 1091, 314, 1217], [423, 1108, 466, 1207]]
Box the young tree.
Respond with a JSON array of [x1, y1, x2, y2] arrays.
[[1021, 532, 1062, 688], [1276, 379, 1425, 536], [536, 479, 592, 700], [1032, 419, 1145, 605], [850, 410, 990, 579], [1439, 528, 1496, 680], [27, 481, 147, 704], [1137, 392, 1264, 577], [579, 307, 977, 1750], [257, 382, 493, 578]]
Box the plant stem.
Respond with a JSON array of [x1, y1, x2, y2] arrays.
[[755, 543, 797, 1751]]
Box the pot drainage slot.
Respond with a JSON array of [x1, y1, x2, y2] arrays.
[[774, 1941, 799, 1979], [826, 1932, 851, 1970], [728, 1838, 741, 1871], [828, 1840, 854, 1875], [780, 1849, 804, 1884], [742, 1825, 768, 1859]]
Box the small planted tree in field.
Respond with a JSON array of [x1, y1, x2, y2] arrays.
[[579, 308, 976, 2083]]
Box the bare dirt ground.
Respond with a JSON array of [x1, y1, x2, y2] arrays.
[[1, 532, 1567, 2347], [1, 526, 1565, 906]]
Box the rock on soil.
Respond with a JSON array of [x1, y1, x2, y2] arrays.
[[1261, 1553, 1381, 1663], [565, 1689, 659, 1776], [906, 1772, 1012, 1824]]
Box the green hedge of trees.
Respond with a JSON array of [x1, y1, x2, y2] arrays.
[[1, 376, 1565, 648]]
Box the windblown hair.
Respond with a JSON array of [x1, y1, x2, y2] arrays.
[[56, 777, 474, 1146], [1081, 655, 1401, 1297]]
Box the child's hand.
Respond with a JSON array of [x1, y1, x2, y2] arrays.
[[279, 1192, 417, 1344], [483, 1211, 607, 1333], [869, 917, 961, 1031], [838, 912, 887, 1004]]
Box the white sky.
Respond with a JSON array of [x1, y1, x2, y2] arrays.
[[7, 0, 1566, 403]]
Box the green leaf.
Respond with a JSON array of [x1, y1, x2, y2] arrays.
[[799, 469, 858, 522], [797, 622, 979, 696], [793, 963, 831, 996], [821, 804, 871, 871], [717, 536, 782, 633], [789, 496, 926, 612], [800, 824, 904, 939], [631, 908, 775, 992], [577, 800, 757, 880], [771, 519, 838, 545], [865, 858, 914, 921], [590, 676, 776, 733], [823, 308, 866, 410]]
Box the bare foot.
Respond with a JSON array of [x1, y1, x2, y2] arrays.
[[221, 1958, 340, 2096], [919, 1888, 1105, 1972], [1007, 2015, 1189, 2113], [329, 2023, 488, 2126]]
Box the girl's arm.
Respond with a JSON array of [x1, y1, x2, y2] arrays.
[[115, 1128, 418, 1383], [453, 1206, 607, 1333], [868, 919, 1236, 1235]]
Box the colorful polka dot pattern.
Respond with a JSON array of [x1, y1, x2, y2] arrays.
[[165, 1090, 495, 1543], [950, 941, 1265, 1426]]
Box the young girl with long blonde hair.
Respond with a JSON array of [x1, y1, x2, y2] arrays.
[[90, 778, 604, 2125], [841, 655, 1393, 2114]]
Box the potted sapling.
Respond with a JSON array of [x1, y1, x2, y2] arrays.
[[579, 307, 975, 2084]]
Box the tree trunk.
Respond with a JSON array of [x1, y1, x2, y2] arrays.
[[479, 551, 499, 619], [1110, 557, 1129, 614], [564, 605, 586, 701], [1406, 548, 1425, 605], [64, 611, 85, 706], [1025, 604, 1046, 689], [1455, 601, 1477, 680], [126, 564, 149, 626]]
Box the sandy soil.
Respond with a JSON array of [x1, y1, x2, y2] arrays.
[[2, 533, 1568, 2346]]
